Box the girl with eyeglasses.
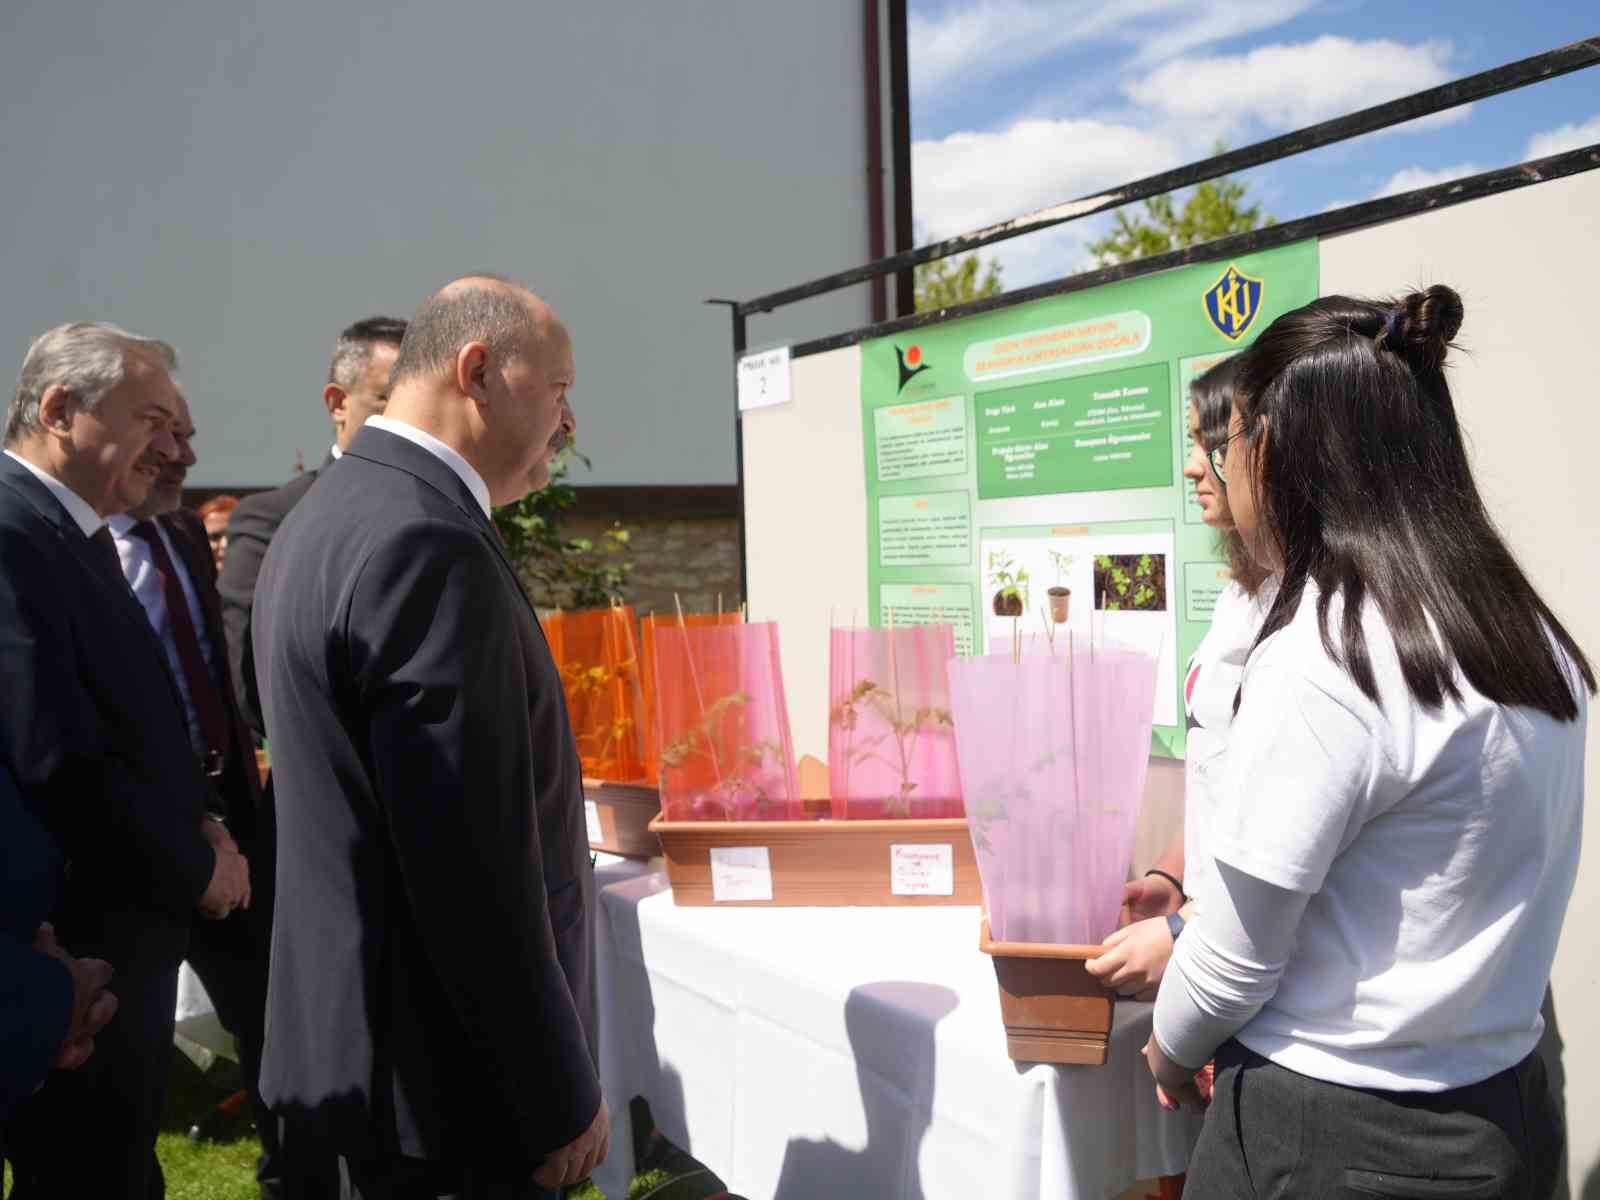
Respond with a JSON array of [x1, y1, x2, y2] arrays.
[[1145, 285, 1592, 1196], [1088, 356, 1275, 1002]]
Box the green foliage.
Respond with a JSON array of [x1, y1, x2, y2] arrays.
[[830, 677, 955, 817], [1088, 159, 1274, 265], [914, 251, 1003, 312], [492, 446, 634, 609], [985, 549, 1029, 600]]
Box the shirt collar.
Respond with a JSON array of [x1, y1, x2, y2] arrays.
[[329, 442, 342, 460], [362, 415, 492, 519], [3, 449, 104, 536]]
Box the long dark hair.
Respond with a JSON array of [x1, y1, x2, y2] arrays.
[[1189, 357, 1268, 596], [1234, 284, 1593, 719]]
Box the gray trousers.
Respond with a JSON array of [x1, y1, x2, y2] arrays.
[[1186, 1041, 1564, 1199]]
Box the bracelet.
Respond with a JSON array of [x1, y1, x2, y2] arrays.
[[1144, 868, 1185, 898]]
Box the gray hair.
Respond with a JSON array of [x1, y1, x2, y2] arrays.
[[388, 277, 540, 388], [7, 321, 178, 444]]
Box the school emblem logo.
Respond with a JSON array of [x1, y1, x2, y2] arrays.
[[895, 344, 931, 392], [1203, 264, 1264, 342]]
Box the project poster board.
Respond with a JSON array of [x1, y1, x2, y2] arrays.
[[859, 241, 1319, 756]]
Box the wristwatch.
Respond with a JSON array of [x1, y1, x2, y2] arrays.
[[1166, 911, 1186, 941]]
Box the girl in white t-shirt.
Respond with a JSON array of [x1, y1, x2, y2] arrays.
[[1146, 285, 1593, 1196], [1087, 356, 1272, 999]]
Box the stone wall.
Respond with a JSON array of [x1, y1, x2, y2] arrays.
[[560, 512, 742, 618]]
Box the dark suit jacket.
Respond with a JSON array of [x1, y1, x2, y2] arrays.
[[161, 508, 265, 848], [253, 427, 599, 1174], [0, 455, 214, 1029], [218, 460, 327, 738], [0, 761, 71, 1123]]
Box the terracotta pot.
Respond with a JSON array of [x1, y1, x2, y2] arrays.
[[979, 919, 1114, 1065], [583, 779, 662, 859], [1046, 587, 1071, 624]]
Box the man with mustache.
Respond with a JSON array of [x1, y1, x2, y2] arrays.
[[254, 276, 605, 1198], [0, 322, 249, 1198], [109, 390, 279, 1197]]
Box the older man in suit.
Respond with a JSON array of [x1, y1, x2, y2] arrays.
[[254, 277, 604, 1198], [110, 388, 280, 1196], [217, 316, 406, 735], [0, 322, 249, 1198]]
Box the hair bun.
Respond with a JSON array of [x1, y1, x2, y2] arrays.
[[1385, 285, 1464, 370]]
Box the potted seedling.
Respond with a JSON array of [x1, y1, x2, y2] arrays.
[[987, 549, 1028, 617], [830, 679, 957, 819], [1046, 549, 1073, 624]]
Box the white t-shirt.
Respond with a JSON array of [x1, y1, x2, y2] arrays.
[[1182, 578, 1273, 903], [1204, 583, 1587, 1090]]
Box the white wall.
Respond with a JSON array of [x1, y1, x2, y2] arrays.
[[0, 1, 881, 487], [1321, 169, 1600, 1194]]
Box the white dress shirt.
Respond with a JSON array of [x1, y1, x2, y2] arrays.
[[3, 449, 102, 536], [108, 513, 217, 756], [363, 415, 492, 518]]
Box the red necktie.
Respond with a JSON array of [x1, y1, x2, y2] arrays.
[[127, 520, 232, 772]]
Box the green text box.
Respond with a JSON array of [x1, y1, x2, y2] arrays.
[[878, 491, 971, 567], [873, 395, 968, 482], [975, 363, 1173, 499]]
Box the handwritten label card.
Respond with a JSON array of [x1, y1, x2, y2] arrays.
[[890, 843, 954, 896], [584, 800, 604, 845], [710, 846, 773, 902], [737, 346, 792, 413]]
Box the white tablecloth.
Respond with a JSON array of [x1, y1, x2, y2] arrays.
[[172, 851, 660, 1071], [593, 873, 1202, 1200]]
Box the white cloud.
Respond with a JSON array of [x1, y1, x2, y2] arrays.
[[1525, 113, 1600, 160], [1371, 162, 1484, 199], [910, 0, 1314, 114], [913, 116, 1181, 284], [1124, 36, 1466, 137]]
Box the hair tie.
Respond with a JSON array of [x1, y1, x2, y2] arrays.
[[1381, 308, 1406, 352]]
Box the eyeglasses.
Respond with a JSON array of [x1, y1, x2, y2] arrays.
[[1207, 430, 1246, 484]]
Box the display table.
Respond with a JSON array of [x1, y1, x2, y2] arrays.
[[593, 873, 1202, 1200]]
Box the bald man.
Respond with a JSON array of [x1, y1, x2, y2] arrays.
[[252, 277, 604, 1199]]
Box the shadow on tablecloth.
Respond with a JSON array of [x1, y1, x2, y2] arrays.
[[771, 981, 960, 1200]]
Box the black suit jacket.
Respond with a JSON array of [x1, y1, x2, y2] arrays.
[[0, 761, 71, 1124], [253, 427, 599, 1173], [218, 460, 327, 738], [0, 455, 214, 990], [160, 508, 265, 847]]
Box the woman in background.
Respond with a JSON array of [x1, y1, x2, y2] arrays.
[[1148, 286, 1591, 1196], [1087, 355, 1273, 999], [196, 494, 239, 573]]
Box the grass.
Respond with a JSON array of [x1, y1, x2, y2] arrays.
[[3, 1053, 694, 1200]]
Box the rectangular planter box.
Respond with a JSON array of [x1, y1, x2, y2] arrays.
[[979, 919, 1115, 1066], [649, 815, 981, 907], [583, 780, 662, 859]]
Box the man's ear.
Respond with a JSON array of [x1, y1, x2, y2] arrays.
[[324, 383, 348, 428], [37, 385, 75, 438], [456, 342, 490, 405]]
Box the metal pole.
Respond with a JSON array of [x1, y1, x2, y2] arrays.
[[707, 299, 749, 608]]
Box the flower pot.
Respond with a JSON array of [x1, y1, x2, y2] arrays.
[[979, 919, 1114, 1065], [992, 589, 1024, 617], [1046, 587, 1071, 624], [582, 779, 662, 859]]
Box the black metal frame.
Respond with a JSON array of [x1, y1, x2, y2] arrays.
[[716, 34, 1600, 602]]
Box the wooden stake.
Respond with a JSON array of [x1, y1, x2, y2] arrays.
[[1041, 606, 1056, 657]]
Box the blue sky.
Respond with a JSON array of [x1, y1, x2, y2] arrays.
[[907, 1, 1600, 286]]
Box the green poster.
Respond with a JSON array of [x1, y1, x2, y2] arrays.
[[860, 241, 1319, 758]]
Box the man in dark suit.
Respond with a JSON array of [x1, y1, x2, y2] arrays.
[[110, 388, 280, 1196], [1, 760, 119, 1128], [0, 321, 250, 1198], [254, 276, 605, 1198], [218, 316, 406, 734]]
